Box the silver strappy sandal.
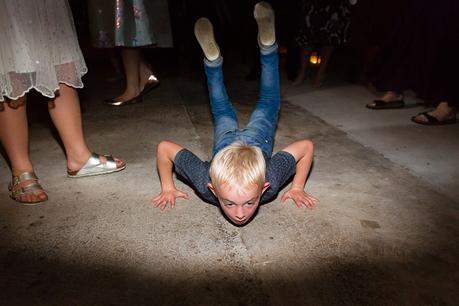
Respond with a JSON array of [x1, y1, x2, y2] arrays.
[[8, 171, 48, 205], [67, 153, 126, 178]]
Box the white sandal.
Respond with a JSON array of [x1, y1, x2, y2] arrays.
[[67, 153, 126, 178]]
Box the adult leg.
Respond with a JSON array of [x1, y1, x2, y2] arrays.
[[0, 98, 47, 202], [292, 46, 311, 85], [107, 48, 141, 104], [48, 84, 125, 171], [312, 45, 334, 88]]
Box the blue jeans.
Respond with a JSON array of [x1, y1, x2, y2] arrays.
[[204, 43, 280, 158]]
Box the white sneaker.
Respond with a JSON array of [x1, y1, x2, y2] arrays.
[[254, 1, 276, 47], [194, 18, 220, 61]]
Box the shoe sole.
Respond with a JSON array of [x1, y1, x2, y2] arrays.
[[411, 117, 457, 126], [67, 164, 127, 178], [254, 1, 275, 47], [366, 101, 405, 110], [194, 18, 220, 61], [105, 97, 143, 106], [9, 192, 47, 205], [10, 197, 47, 205]]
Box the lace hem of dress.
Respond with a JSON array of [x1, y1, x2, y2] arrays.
[[0, 61, 87, 103]]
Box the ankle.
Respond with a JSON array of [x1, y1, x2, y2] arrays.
[[259, 42, 277, 56], [12, 167, 34, 177], [382, 92, 403, 101], [66, 150, 91, 170]]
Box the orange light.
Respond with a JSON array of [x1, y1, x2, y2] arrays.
[[309, 52, 321, 65]]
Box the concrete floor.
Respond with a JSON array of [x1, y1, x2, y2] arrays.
[[0, 58, 458, 305]]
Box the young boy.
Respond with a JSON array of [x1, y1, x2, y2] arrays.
[[152, 2, 317, 225]]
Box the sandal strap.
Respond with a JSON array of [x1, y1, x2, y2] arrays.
[[10, 171, 45, 200], [104, 155, 116, 167], [68, 153, 118, 177], [419, 111, 439, 123], [21, 182, 44, 194], [17, 171, 38, 181]]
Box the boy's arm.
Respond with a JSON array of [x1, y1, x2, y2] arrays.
[[151, 140, 189, 209], [280, 139, 318, 208]]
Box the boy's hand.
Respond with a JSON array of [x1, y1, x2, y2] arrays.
[[280, 187, 318, 208], [151, 189, 189, 210]]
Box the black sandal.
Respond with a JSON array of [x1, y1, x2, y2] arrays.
[[366, 99, 405, 110], [411, 111, 457, 126]]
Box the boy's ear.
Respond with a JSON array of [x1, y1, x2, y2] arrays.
[[261, 182, 270, 194], [207, 183, 217, 196]]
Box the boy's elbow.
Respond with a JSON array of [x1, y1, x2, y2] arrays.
[[157, 140, 169, 154], [157, 140, 175, 157], [302, 139, 314, 153], [157, 140, 182, 160]]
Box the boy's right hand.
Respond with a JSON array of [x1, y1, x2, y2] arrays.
[[151, 189, 189, 210]]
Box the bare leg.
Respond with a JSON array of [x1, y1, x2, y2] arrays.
[[139, 58, 155, 91], [48, 84, 125, 171], [114, 48, 141, 101], [0, 98, 47, 202], [106, 49, 125, 82], [293, 46, 311, 85], [312, 45, 334, 88]]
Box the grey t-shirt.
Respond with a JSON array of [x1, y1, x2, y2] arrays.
[[173, 149, 296, 205]]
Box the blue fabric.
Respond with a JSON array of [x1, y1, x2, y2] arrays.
[[174, 149, 296, 205], [205, 43, 280, 158]]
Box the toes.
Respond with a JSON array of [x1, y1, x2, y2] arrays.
[[20, 191, 47, 203], [114, 158, 126, 168], [414, 114, 428, 123], [38, 191, 48, 202]]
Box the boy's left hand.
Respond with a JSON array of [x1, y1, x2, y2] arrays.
[[280, 187, 318, 208]]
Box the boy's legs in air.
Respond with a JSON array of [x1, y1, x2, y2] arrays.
[[241, 2, 280, 158], [195, 18, 239, 156]]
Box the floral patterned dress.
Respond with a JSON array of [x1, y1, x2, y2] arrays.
[[88, 0, 173, 48], [296, 0, 351, 47], [0, 0, 87, 103]]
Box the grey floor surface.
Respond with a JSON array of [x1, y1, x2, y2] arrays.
[[0, 61, 458, 306]]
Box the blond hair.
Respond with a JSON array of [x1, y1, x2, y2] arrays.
[[209, 142, 266, 190]]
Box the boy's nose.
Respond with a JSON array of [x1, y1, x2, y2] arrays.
[[235, 207, 245, 220]]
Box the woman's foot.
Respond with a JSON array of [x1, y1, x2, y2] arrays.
[[67, 153, 126, 176], [111, 88, 141, 103], [411, 102, 457, 125], [105, 89, 143, 106], [366, 91, 404, 109], [9, 171, 48, 204], [139, 64, 160, 96]]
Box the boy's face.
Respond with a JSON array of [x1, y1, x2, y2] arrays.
[[208, 182, 270, 225]]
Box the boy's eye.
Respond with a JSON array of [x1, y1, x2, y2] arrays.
[[245, 202, 255, 206], [225, 203, 234, 207]]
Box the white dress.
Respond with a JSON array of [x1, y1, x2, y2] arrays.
[[0, 0, 87, 102]]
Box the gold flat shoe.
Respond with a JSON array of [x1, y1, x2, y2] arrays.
[[104, 95, 143, 106], [140, 74, 160, 97]]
